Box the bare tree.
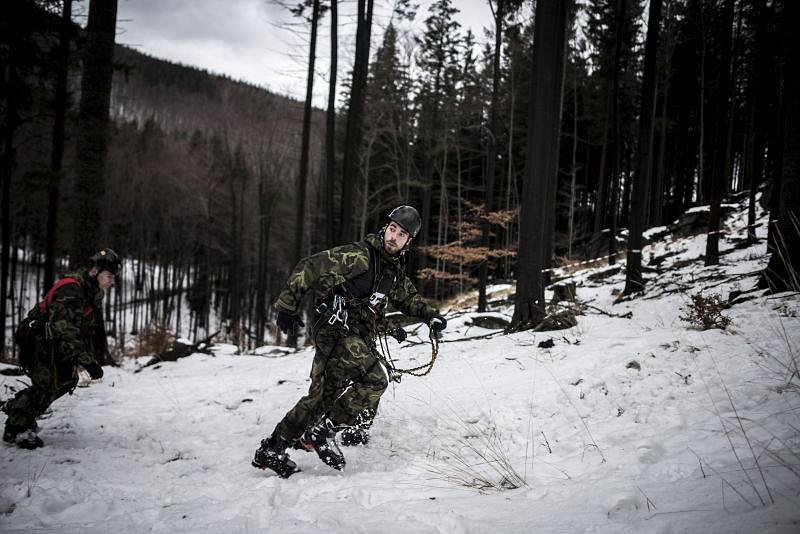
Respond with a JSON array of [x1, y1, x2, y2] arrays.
[[325, 0, 338, 249], [293, 0, 321, 266], [44, 0, 73, 289]]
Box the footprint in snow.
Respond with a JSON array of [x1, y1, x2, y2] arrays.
[[635, 440, 666, 464], [606, 492, 643, 520]]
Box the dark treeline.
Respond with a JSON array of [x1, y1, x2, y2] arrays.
[[1, 0, 325, 355], [1, 0, 797, 355]]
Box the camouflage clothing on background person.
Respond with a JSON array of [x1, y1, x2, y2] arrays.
[[254, 214, 446, 475], [3, 259, 115, 449]]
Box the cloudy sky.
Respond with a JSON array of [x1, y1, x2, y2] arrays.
[[110, 0, 499, 106]]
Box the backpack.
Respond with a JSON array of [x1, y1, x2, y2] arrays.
[[14, 278, 89, 369]]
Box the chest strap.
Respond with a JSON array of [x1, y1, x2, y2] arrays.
[[38, 278, 93, 317]]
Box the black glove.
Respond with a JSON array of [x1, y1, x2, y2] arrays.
[[84, 361, 104, 380], [276, 310, 305, 335], [390, 326, 407, 344], [429, 314, 447, 332]]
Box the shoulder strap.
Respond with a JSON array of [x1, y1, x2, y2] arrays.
[[38, 278, 92, 316]]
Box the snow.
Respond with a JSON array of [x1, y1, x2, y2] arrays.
[[642, 225, 668, 240], [2, 203, 799, 533]]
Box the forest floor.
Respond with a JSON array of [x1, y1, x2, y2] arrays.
[[1, 197, 799, 533]]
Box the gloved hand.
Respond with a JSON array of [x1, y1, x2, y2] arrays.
[[390, 326, 407, 344], [429, 314, 447, 332], [83, 361, 104, 380], [276, 310, 305, 335]]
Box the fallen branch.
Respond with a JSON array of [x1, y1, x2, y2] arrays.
[[137, 331, 220, 371], [404, 329, 505, 347], [584, 304, 633, 319]]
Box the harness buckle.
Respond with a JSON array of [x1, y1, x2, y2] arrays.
[[327, 294, 349, 330], [367, 291, 387, 314]]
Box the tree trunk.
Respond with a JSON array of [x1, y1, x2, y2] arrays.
[[744, 0, 769, 245], [256, 163, 268, 346], [72, 0, 118, 266], [651, 76, 669, 227], [766, 2, 786, 253], [504, 53, 517, 278], [293, 0, 320, 266], [44, 0, 73, 290], [0, 49, 17, 356], [325, 0, 338, 249], [761, 1, 799, 292], [340, 0, 374, 243], [478, 0, 505, 313], [705, 0, 734, 266], [698, 6, 706, 206], [624, 0, 662, 294], [766, 67, 785, 252], [608, 0, 627, 266], [568, 56, 578, 258], [511, 0, 570, 330], [593, 91, 611, 236]]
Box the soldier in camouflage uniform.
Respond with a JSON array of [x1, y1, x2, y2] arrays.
[[252, 206, 447, 477], [2, 249, 121, 449]]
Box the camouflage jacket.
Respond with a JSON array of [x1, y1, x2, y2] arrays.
[[275, 233, 437, 338], [44, 269, 108, 367]]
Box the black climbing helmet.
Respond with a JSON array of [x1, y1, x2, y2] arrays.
[[387, 205, 421, 238], [89, 248, 122, 275]]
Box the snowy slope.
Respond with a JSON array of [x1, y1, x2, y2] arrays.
[[1, 199, 799, 533]]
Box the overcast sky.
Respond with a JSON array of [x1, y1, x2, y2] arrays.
[[110, 0, 498, 107]]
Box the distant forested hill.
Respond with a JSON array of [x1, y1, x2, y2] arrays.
[[6, 33, 325, 348], [110, 45, 320, 159]]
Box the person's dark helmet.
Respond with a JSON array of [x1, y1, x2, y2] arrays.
[[89, 248, 122, 275], [388, 205, 421, 238]]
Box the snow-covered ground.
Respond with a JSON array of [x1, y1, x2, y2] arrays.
[[2, 200, 799, 533]]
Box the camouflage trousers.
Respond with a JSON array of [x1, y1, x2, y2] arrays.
[[3, 345, 78, 431], [273, 324, 388, 442]]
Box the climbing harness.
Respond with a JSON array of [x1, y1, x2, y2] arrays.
[[310, 238, 440, 380], [328, 294, 349, 330]]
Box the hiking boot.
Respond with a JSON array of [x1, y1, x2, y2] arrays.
[[2, 425, 15, 444], [291, 438, 310, 452], [298, 418, 345, 470], [252, 436, 300, 478], [3, 424, 43, 450], [339, 427, 369, 446]]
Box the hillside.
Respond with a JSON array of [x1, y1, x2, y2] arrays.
[[1, 197, 798, 533], [110, 45, 324, 157]]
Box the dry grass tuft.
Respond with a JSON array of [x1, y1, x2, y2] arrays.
[[680, 293, 732, 330], [136, 322, 173, 356]]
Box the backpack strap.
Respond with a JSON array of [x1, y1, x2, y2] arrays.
[[38, 278, 93, 317]]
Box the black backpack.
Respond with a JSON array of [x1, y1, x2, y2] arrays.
[[14, 278, 86, 369]]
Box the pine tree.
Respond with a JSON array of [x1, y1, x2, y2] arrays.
[[414, 0, 462, 258], [340, 0, 375, 242], [624, 0, 662, 294], [72, 0, 119, 266], [511, 0, 571, 330]]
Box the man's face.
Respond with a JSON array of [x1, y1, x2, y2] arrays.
[[96, 270, 115, 290], [383, 221, 411, 255]]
